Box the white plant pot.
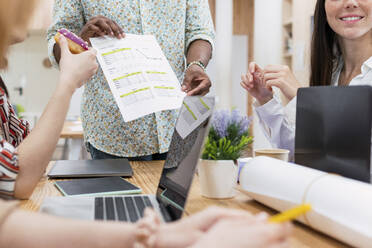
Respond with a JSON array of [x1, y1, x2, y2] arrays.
[[198, 159, 238, 199]]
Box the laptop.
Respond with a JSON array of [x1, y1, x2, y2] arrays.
[[295, 86, 372, 183], [48, 159, 133, 178], [40, 96, 215, 222]]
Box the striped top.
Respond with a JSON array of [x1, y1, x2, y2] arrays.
[[0, 87, 30, 198]]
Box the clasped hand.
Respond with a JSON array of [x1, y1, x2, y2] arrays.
[[152, 206, 292, 248], [241, 62, 301, 105]]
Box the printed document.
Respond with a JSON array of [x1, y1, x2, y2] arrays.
[[90, 34, 184, 122], [176, 97, 214, 139]]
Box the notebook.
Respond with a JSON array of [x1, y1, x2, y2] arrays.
[[54, 177, 141, 196], [48, 159, 133, 178]]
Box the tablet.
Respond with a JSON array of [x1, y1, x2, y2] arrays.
[[54, 177, 142, 196], [48, 159, 133, 178]]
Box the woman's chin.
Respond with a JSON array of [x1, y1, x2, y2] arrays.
[[338, 31, 370, 42]]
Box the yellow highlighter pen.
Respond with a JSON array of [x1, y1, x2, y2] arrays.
[[269, 204, 312, 223]]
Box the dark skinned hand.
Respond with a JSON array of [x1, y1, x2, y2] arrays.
[[79, 15, 125, 43], [182, 65, 212, 96]]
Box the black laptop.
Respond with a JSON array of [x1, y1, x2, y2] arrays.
[[48, 159, 133, 178], [40, 96, 215, 222], [295, 86, 372, 182]]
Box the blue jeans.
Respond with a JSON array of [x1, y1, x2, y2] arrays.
[[87, 143, 167, 161]]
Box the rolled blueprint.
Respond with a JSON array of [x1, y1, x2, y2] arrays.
[[239, 156, 372, 248]]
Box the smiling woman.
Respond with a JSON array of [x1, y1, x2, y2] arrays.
[[325, 0, 372, 39], [240, 0, 372, 159], [311, 0, 372, 86]]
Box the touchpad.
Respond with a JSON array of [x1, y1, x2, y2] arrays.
[[40, 196, 94, 220]]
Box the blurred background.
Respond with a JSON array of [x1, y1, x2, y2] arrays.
[[0, 0, 317, 158]]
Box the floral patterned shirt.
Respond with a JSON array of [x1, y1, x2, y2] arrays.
[[47, 0, 215, 157]]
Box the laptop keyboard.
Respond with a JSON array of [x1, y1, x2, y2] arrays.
[[94, 196, 154, 222]]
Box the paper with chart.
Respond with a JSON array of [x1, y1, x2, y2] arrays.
[[176, 97, 214, 139], [90, 34, 184, 122]]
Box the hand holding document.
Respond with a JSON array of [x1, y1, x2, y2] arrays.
[[90, 34, 184, 122], [239, 156, 372, 248]]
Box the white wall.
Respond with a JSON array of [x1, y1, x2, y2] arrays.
[[207, 0, 248, 115], [292, 0, 317, 85], [1, 34, 58, 126], [231, 36, 248, 114], [207, 35, 248, 114], [254, 0, 283, 66], [1, 34, 83, 127], [213, 0, 233, 109], [253, 0, 283, 149]]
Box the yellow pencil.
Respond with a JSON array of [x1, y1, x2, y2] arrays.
[[269, 204, 312, 223]]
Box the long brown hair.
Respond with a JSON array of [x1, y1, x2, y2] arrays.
[[310, 0, 340, 86], [0, 0, 38, 96]]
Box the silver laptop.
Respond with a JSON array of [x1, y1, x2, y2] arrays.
[[40, 96, 215, 222]]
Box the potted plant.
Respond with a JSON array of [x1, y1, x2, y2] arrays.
[[199, 109, 253, 199]]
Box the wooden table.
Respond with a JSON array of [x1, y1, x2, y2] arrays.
[[60, 121, 86, 160], [20, 161, 348, 248], [60, 121, 84, 139]]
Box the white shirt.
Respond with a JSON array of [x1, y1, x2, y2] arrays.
[[254, 56, 372, 161]]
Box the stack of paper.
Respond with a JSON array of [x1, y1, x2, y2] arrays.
[[239, 156, 372, 248]]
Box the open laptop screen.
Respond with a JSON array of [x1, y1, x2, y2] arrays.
[[295, 86, 372, 182], [156, 96, 215, 220]]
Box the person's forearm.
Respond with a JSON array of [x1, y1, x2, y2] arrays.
[[186, 40, 212, 67], [0, 210, 136, 248], [14, 83, 74, 199], [53, 43, 62, 64]]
